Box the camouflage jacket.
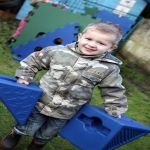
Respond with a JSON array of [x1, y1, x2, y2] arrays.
[[15, 42, 128, 119]]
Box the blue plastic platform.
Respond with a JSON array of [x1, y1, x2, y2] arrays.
[[0, 74, 43, 125], [59, 104, 150, 150]]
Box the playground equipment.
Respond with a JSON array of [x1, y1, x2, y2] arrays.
[[0, 74, 43, 125], [59, 104, 150, 150], [11, 22, 79, 61], [10, 2, 101, 49], [0, 74, 150, 149]]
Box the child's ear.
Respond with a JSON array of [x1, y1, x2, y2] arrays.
[[78, 33, 82, 41], [108, 45, 118, 52]]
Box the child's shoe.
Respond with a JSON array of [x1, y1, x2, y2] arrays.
[[25, 140, 45, 150], [1, 129, 22, 150]]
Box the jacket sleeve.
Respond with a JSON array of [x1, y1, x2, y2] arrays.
[[97, 66, 128, 117], [15, 47, 53, 82]]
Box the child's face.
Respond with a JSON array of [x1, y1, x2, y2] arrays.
[[78, 30, 117, 56]]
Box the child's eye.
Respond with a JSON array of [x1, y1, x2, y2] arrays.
[[86, 38, 91, 40], [99, 42, 105, 45]]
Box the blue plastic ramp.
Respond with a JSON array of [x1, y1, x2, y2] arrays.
[[0, 74, 43, 125], [59, 104, 150, 150]]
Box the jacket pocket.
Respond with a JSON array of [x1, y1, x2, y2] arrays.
[[82, 73, 102, 82], [76, 71, 102, 87], [50, 64, 66, 79]]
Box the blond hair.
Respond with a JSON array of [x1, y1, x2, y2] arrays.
[[82, 22, 122, 44]]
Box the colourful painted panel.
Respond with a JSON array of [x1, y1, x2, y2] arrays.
[[11, 23, 79, 61], [11, 2, 101, 48]]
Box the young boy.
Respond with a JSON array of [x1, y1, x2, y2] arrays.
[[1, 22, 128, 150]]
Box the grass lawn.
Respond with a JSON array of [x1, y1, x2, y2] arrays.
[[0, 17, 150, 150]]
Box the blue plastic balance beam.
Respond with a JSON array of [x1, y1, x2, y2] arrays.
[[59, 104, 150, 150], [0, 74, 43, 125]]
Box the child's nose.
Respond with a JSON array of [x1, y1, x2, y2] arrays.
[[88, 41, 96, 47]]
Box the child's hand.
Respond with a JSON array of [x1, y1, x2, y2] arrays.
[[116, 115, 121, 119], [17, 78, 29, 85]]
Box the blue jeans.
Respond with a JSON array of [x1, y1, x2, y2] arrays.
[[14, 108, 68, 145]]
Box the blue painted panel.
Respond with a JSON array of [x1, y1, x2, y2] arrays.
[[147, 0, 150, 3], [96, 0, 120, 10], [93, 10, 136, 37], [16, 0, 148, 20], [16, 0, 33, 20], [53, 0, 85, 13], [11, 23, 79, 61], [129, 0, 147, 16], [53, 0, 120, 13]]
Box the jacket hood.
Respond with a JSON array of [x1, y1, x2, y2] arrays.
[[66, 42, 122, 66]]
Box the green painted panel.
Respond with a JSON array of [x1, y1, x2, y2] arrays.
[[84, 7, 99, 16]]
